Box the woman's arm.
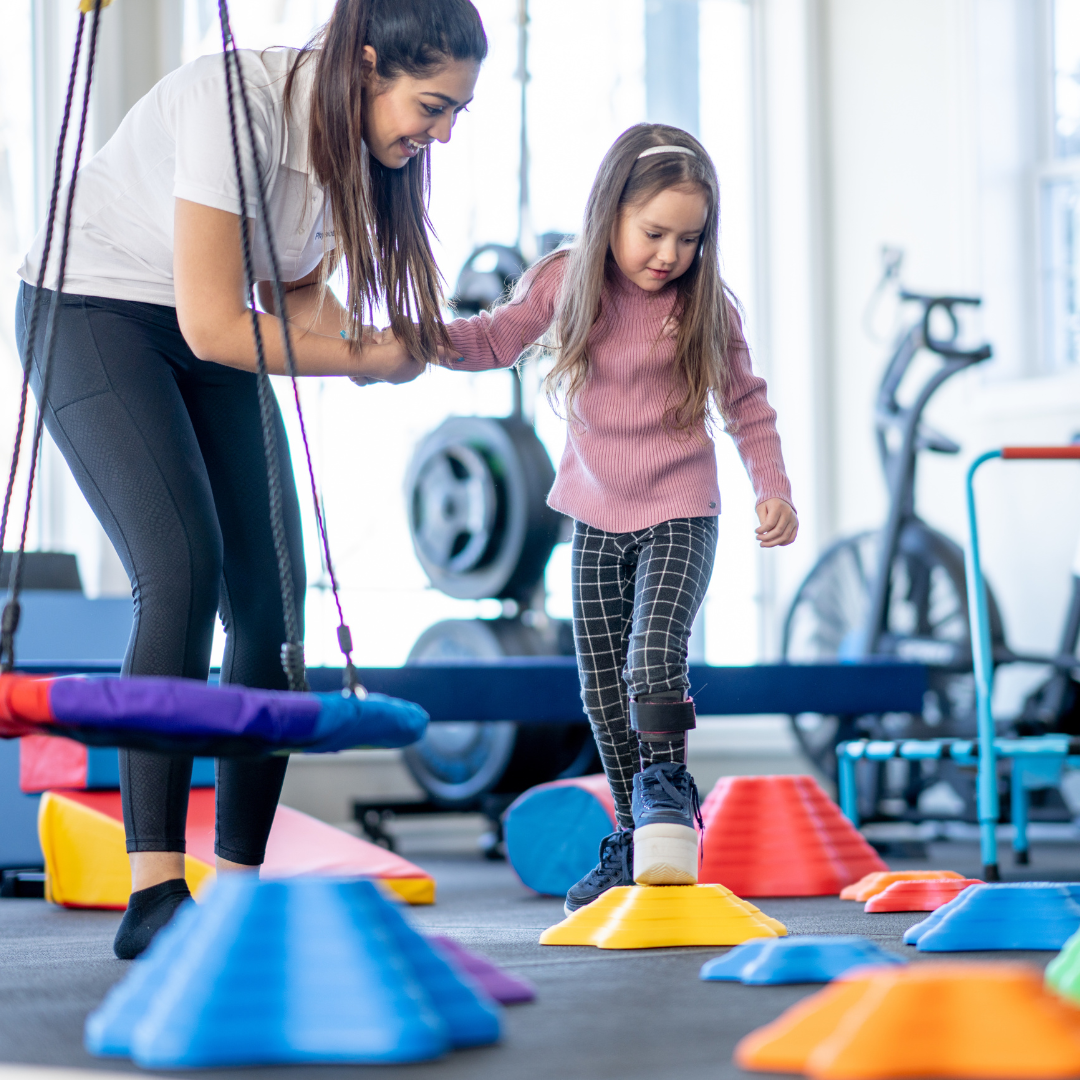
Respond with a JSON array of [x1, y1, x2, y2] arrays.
[[173, 198, 420, 382]]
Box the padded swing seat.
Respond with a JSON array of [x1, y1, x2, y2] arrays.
[[0, 672, 428, 755]]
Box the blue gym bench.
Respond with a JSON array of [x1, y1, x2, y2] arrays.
[[17, 658, 928, 722], [837, 734, 1080, 872]]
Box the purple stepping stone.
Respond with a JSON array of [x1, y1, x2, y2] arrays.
[[427, 936, 536, 1004]]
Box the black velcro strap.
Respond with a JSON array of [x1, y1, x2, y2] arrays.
[[629, 698, 696, 736]]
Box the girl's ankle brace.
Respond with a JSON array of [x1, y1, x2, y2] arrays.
[[629, 691, 696, 742]]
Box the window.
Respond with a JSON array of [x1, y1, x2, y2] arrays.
[[0, 5, 42, 550], [1041, 0, 1080, 369]]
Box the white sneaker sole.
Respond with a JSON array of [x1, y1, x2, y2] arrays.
[[632, 823, 698, 885]]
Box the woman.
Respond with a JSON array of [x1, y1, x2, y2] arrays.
[[15, 0, 486, 958]]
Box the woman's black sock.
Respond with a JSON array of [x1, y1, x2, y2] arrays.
[[113, 878, 191, 960]]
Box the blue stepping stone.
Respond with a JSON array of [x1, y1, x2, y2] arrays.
[[85, 877, 500, 1068], [85, 898, 200, 1057], [700, 935, 904, 985], [904, 882, 1080, 952]]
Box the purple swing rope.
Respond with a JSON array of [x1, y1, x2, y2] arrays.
[[217, 0, 362, 695]]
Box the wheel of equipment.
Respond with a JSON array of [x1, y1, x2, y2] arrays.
[[402, 618, 599, 810], [405, 416, 563, 602], [449, 244, 527, 316], [782, 521, 1007, 807]]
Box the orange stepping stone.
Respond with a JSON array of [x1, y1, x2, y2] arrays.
[[839, 869, 964, 902], [697, 775, 886, 897], [735, 961, 1080, 1079], [865, 877, 983, 913], [539, 884, 786, 949]]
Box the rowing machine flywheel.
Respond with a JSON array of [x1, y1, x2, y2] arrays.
[[402, 617, 597, 809], [405, 415, 562, 602]]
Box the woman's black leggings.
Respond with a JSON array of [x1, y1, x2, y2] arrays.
[[15, 284, 304, 865]]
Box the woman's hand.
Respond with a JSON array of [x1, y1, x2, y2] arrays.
[[755, 499, 798, 548], [349, 327, 423, 386]]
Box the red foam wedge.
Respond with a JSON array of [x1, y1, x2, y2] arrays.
[[864, 877, 984, 912]]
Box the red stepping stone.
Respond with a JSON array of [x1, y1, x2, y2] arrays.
[[697, 775, 886, 897], [864, 877, 984, 912]]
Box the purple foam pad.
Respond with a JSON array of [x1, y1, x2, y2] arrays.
[[50, 677, 321, 743], [427, 936, 536, 1004]]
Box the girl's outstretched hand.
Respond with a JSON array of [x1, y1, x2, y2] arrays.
[[349, 327, 424, 386], [756, 498, 798, 548]]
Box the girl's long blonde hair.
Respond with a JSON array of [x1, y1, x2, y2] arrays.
[[543, 123, 737, 430]]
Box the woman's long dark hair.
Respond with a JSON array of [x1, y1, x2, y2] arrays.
[[286, 0, 487, 362]]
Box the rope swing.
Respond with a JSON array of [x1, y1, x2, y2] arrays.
[[2, 0, 362, 699]]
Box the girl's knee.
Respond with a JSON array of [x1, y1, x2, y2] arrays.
[[625, 645, 688, 696]]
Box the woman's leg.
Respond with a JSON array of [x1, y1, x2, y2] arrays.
[[625, 516, 718, 764], [16, 286, 223, 952], [179, 357, 304, 868], [571, 521, 639, 831]]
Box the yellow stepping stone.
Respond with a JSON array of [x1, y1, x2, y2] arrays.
[[539, 884, 787, 949]]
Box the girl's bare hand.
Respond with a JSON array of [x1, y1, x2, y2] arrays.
[[755, 498, 798, 548]]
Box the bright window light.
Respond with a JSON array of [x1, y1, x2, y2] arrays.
[[1054, 0, 1080, 159], [1042, 1, 1080, 370]]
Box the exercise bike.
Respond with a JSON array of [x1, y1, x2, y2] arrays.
[[783, 254, 1002, 813]]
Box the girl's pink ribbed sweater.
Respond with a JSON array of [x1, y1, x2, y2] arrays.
[[443, 258, 792, 534]]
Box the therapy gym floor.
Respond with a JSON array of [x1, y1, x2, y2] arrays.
[[2, 830, 1079, 1080]]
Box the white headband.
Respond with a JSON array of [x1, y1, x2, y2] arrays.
[[637, 145, 696, 160]]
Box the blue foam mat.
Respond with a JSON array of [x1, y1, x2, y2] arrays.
[[84, 750, 216, 788], [904, 882, 1080, 951], [85, 877, 500, 1068], [700, 935, 904, 985]]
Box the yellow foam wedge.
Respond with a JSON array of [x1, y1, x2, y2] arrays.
[[38, 789, 435, 909], [39, 791, 212, 908], [539, 884, 787, 949]]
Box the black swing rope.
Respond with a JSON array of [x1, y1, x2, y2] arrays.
[[1, 1, 102, 674], [2, 0, 363, 702]]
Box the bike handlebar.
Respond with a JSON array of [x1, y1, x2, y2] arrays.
[[899, 291, 982, 307], [911, 294, 993, 363]]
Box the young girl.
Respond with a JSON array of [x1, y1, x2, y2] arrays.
[[413, 123, 796, 910]]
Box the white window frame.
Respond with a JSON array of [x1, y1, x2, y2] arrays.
[[1038, 0, 1080, 372]]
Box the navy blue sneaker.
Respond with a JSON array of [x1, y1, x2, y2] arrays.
[[631, 762, 703, 885], [563, 830, 634, 916]]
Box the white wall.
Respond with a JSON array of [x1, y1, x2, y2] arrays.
[[748, 0, 836, 655]]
